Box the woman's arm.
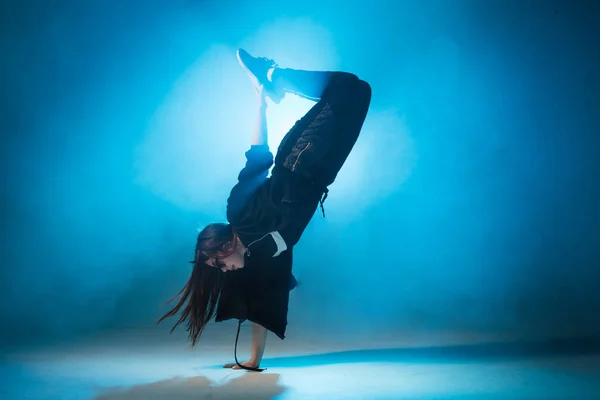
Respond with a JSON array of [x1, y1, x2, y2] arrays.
[[224, 322, 268, 369], [248, 322, 268, 366], [251, 85, 268, 146], [226, 85, 273, 224]]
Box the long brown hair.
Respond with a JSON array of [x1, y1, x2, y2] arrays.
[[157, 223, 234, 346]]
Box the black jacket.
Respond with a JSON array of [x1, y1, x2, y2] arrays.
[[214, 145, 323, 339]]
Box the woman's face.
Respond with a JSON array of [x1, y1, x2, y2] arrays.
[[205, 237, 246, 272]]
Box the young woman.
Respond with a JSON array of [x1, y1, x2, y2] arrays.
[[158, 49, 372, 371]]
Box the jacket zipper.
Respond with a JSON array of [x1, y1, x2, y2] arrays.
[[292, 142, 311, 171]]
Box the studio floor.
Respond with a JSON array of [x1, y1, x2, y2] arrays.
[[2, 324, 600, 400]]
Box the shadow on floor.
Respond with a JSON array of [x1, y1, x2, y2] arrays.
[[210, 335, 600, 369], [94, 372, 285, 400]]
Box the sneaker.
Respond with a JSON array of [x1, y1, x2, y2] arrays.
[[236, 48, 284, 103]]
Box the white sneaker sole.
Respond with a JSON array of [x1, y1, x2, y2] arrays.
[[236, 49, 261, 87]]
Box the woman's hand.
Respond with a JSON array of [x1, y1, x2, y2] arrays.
[[251, 85, 268, 145], [255, 84, 267, 108], [223, 360, 260, 370]]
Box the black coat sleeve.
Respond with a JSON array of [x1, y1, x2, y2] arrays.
[[244, 178, 322, 258], [226, 145, 274, 224]]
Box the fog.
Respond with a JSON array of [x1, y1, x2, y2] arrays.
[[1, 0, 599, 349]]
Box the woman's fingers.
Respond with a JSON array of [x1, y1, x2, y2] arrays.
[[254, 84, 265, 97], [223, 361, 259, 369]]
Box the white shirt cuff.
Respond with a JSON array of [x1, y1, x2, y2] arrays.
[[270, 231, 288, 257]]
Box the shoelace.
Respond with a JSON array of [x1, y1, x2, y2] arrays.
[[257, 56, 278, 69], [319, 189, 329, 218]]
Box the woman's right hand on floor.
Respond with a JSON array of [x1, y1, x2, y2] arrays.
[[223, 360, 260, 370]]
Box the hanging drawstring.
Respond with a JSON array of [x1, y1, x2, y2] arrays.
[[234, 319, 265, 372], [319, 188, 329, 218]]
